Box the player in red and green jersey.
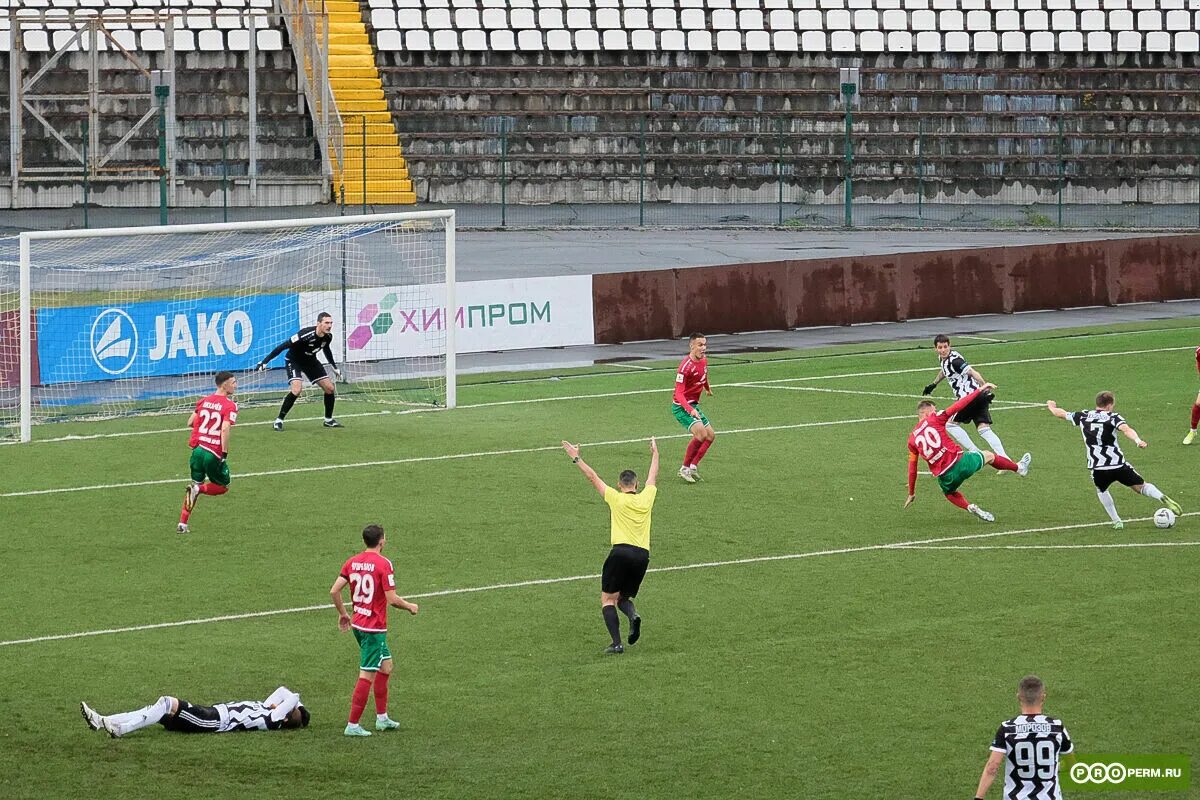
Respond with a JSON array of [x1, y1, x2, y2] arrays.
[[905, 383, 1032, 522], [329, 524, 419, 737], [178, 371, 238, 534], [1183, 346, 1200, 444], [672, 332, 715, 483]]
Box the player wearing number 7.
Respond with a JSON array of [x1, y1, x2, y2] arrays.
[[329, 524, 419, 737], [178, 371, 238, 534], [905, 384, 1031, 522]]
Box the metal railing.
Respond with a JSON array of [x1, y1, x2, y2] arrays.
[[278, 0, 343, 196]]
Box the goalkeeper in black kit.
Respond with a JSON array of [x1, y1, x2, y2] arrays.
[[255, 311, 345, 430]]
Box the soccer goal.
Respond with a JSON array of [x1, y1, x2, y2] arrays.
[[2, 210, 456, 442]]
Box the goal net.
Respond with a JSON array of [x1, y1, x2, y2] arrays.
[[1, 210, 456, 442]]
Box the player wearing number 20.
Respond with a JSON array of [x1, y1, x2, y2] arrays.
[[905, 384, 1032, 522], [329, 524, 419, 737], [178, 370, 238, 534]]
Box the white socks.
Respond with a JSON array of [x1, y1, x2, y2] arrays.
[[1140, 483, 1164, 501], [1096, 490, 1121, 523], [978, 427, 1007, 458], [945, 424, 978, 452], [105, 696, 173, 736]]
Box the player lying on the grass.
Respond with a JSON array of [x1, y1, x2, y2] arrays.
[[80, 686, 308, 738], [672, 332, 715, 483], [923, 334, 1010, 460], [1047, 392, 1182, 530], [906, 383, 1032, 522], [179, 370, 237, 534], [1184, 346, 1200, 445], [254, 311, 344, 431]]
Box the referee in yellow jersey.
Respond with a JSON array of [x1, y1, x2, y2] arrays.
[[561, 437, 659, 654]]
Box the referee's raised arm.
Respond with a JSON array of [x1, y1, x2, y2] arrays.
[[562, 441, 608, 497], [645, 437, 659, 486]]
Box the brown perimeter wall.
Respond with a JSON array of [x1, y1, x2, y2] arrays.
[[591, 235, 1200, 343]]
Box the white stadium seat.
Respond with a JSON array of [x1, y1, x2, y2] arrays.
[[1136, 10, 1162, 29], [859, 29, 884, 49], [397, 9, 423, 28], [257, 28, 282, 50], [659, 28, 686, 48], [631, 28, 656, 48], [911, 10, 935, 29], [853, 9, 878, 28], [517, 29, 542, 49], [1165, 9, 1190, 29], [1080, 9, 1105, 29], [1058, 30, 1084, 50], [199, 29, 224, 50], [1108, 9, 1133, 29], [376, 28, 402, 49], [939, 10, 963, 29], [887, 30, 912, 50], [227, 28, 250, 50], [510, 8, 535, 27], [140, 28, 165, 50], [965, 10, 989, 30], [1051, 10, 1076, 29], [826, 10, 851, 29], [1115, 29, 1141, 50], [1086, 30, 1112, 49], [602, 28, 627, 48], [433, 29, 458, 49], [716, 29, 741, 49], [745, 29, 771, 49], [624, 9, 648, 27], [652, 8, 677, 27], [1144, 30, 1171, 49], [800, 29, 826, 50], [489, 29, 514, 49], [370, 9, 395, 29], [405, 29, 431, 50], [1001, 30, 1026, 50], [461, 29, 488, 49], [686, 29, 712, 49], [711, 9, 737, 29], [1177, 30, 1200, 50], [455, 9, 480, 27], [772, 29, 798, 49], [1024, 10, 1048, 29], [830, 29, 855, 50], [681, 9, 706, 28], [740, 9, 765, 28], [881, 9, 906, 29], [574, 28, 600, 48], [595, 8, 620, 27], [915, 30, 941, 51], [1028, 30, 1055, 49], [566, 9, 591, 27], [944, 30, 969, 50], [974, 31, 998, 50], [995, 9, 1020, 29]]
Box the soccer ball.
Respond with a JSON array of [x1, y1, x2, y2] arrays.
[[1153, 508, 1176, 529]]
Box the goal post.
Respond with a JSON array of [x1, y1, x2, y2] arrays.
[[6, 210, 456, 443]]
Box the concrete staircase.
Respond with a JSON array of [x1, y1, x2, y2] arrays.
[[325, 0, 414, 204]]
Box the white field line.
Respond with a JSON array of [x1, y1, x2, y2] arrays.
[[953, 335, 1008, 343], [896, 542, 1200, 551], [4, 344, 1186, 447], [728, 382, 1044, 409], [0, 405, 1044, 499], [605, 361, 656, 371], [4, 512, 1192, 649]]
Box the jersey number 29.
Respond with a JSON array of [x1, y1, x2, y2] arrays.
[[349, 573, 375, 605]]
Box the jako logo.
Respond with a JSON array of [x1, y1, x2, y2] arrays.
[[90, 309, 138, 375]]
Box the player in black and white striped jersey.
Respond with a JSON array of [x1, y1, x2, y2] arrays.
[[923, 335, 1011, 461], [975, 676, 1074, 800], [1047, 391, 1182, 529], [80, 686, 309, 738]]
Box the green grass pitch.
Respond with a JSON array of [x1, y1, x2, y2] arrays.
[[2, 319, 1198, 799]]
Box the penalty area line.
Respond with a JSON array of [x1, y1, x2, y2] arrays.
[[894, 541, 1200, 551], [3, 513, 1191, 649]]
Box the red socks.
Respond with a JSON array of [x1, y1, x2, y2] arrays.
[[991, 455, 1018, 472], [1191, 404, 1200, 429], [944, 491, 971, 510], [349, 677, 371, 724], [200, 484, 228, 496], [683, 439, 701, 467], [373, 672, 390, 715], [694, 439, 713, 465]]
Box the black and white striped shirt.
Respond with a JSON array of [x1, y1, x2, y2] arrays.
[[1069, 410, 1128, 470], [991, 713, 1074, 800], [185, 687, 302, 733], [940, 350, 979, 400]]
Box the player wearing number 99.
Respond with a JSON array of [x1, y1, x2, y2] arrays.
[[178, 370, 238, 534], [329, 524, 419, 737], [905, 384, 1032, 523], [974, 675, 1075, 800]]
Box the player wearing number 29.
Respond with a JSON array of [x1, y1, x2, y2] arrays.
[[974, 675, 1075, 800], [178, 370, 238, 534], [906, 384, 1032, 522], [329, 524, 419, 737]]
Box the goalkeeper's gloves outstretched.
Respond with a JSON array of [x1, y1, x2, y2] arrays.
[[254, 362, 267, 372], [922, 383, 937, 396]]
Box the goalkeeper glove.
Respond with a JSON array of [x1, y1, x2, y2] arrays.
[[922, 383, 937, 396], [254, 362, 267, 372], [333, 367, 344, 382]]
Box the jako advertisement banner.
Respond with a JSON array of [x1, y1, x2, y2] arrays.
[[36, 295, 298, 384], [298, 276, 594, 361]]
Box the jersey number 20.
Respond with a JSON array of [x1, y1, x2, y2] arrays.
[[913, 428, 943, 459]]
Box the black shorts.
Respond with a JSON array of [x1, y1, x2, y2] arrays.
[[285, 356, 328, 385], [601, 544, 650, 597], [1092, 464, 1144, 492], [161, 700, 221, 733], [952, 391, 994, 427]]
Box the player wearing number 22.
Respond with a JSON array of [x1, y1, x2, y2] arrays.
[[178, 370, 238, 534], [905, 384, 1032, 522], [330, 524, 419, 737]]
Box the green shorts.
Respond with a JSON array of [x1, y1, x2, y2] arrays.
[[937, 451, 985, 495], [672, 403, 710, 432], [353, 629, 392, 671], [189, 447, 231, 486]]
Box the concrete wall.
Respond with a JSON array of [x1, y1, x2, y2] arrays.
[[591, 234, 1200, 342]]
